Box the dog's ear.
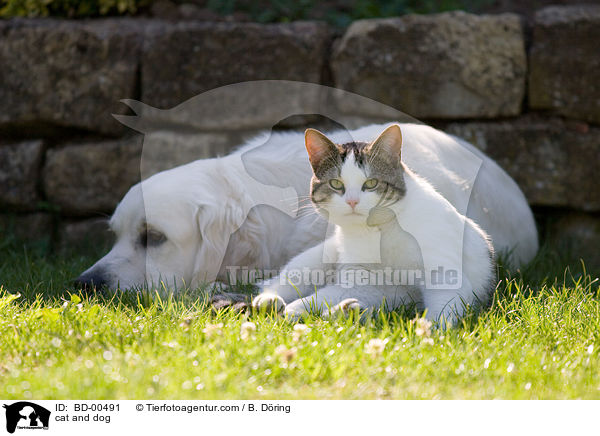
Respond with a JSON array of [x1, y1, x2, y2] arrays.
[[191, 205, 233, 288], [224, 207, 271, 281], [191, 201, 272, 289], [190, 199, 270, 289]]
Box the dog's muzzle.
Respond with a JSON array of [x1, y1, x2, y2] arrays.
[[73, 269, 108, 291]]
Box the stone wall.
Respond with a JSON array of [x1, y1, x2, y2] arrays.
[[0, 5, 599, 268]]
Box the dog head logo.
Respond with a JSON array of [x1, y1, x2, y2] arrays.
[[3, 402, 50, 434]]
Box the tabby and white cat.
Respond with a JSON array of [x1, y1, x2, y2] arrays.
[[253, 125, 495, 322]]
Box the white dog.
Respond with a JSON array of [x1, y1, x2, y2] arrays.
[[76, 123, 538, 291]]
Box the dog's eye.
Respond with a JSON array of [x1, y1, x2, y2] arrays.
[[140, 229, 167, 248]]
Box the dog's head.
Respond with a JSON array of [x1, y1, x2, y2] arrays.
[[75, 158, 269, 291]]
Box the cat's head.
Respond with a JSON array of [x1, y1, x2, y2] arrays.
[[305, 124, 406, 226]]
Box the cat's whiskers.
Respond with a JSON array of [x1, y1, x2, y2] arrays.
[[278, 195, 315, 213], [296, 201, 318, 210], [283, 194, 313, 202], [296, 202, 321, 218]]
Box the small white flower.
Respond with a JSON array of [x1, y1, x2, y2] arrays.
[[587, 344, 594, 355], [293, 323, 309, 333], [366, 338, 387, 356], [202, 322, 223, 338], [240, 321, 257, 340], [422, 337, 434, 345], [179, 316, 194, 330], [274, 345, 297, 363], [161, 341, 179, 348], [414, 317, 432, 337], [292, 323, 310, 341]]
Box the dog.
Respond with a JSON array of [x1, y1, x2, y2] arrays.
[[75, 123, 538, 291]]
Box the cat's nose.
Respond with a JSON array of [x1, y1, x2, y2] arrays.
[[346, 199, 359, 209]]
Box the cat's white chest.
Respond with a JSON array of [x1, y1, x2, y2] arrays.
[[335, 228, 381, 264], [332, 220, 425, 271]]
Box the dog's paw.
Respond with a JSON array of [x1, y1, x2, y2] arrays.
[[252, 293, 286, 314], [326, 298, 364, 318]]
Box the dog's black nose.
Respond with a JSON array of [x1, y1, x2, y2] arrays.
[[73, 272, 107, 291]]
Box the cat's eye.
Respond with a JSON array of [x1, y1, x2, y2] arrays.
[[363, 178, 379, 190], [329, 179, 344, 190]]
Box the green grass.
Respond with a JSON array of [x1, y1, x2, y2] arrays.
[[1, 0, 495, 25], [0, 235, 599, 399]]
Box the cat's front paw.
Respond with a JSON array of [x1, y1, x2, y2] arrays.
[[326, 298, 365, 318], [252, 293, 286, 314], [283, 302, 310, 321]]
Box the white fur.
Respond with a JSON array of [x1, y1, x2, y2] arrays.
[[254, 128, 495, 322], [79, 123, 537, 292]]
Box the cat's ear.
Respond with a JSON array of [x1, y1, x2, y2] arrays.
[[367, 124, 403, 161], [305, 128, 338, 171]]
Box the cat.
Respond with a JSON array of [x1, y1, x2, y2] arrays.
[[252, 124, 495, 323]]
